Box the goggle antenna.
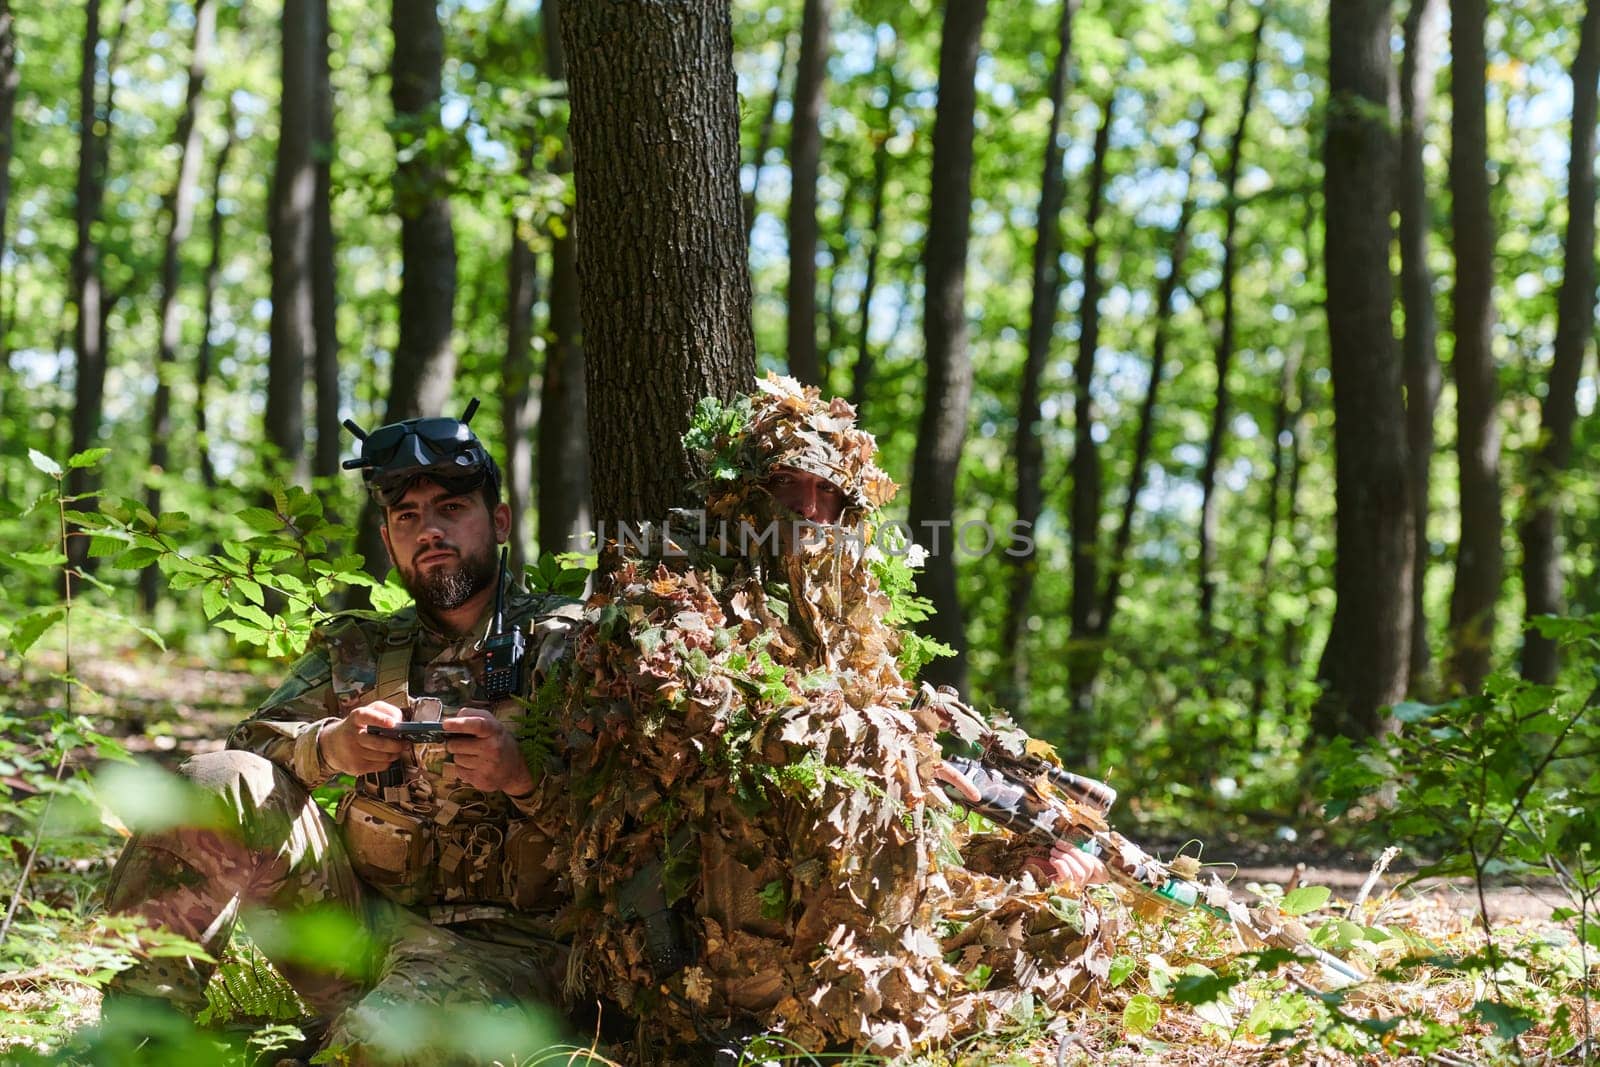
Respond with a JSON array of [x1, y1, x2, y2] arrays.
[[460, 398, 480, 425], [342, 418, 369, 441]]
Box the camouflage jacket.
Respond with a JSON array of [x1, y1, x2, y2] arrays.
[[228, 581, 580, 912]]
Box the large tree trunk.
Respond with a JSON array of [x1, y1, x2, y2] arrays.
[[1196, 10, 1265, 637], [503, 138, 539, 574], [908, 0, 987, 695], [311, 0, 340, 481], [267, 0, 317, 483], [141, 0, 215, 614], [1446, 0, 1503, 694], [1313, 0, 1412, 740], [1521, 0, 1600, 683], [65, 0, 109, 576], [784, 0, 830, 386], [1100, 108, 1208, 636], [562, 0, 757, 527], [745, 28, 791, 248], [1399, 0, 1443, 693], [1063, 97, 1114, 740], [998, 0, 1074, 718], [537, 0, 591, 558], [848, 47, 898, 415], [196, 105, 237, 494]]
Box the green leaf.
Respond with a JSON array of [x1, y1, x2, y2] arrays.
[[202, 583, 228, 620], [1172, 972, 1241, 1005], [1470, 999, 1536, 1040], [240, 507, 285, 533], [1392, 700, 1435, 724], [1109, 955, 1138, 987], [2, 548, 69, 568], [113, 546, 163, 569], [67, 447, 112, 469], [28, 449, 62, 477], [1281, 885, 1333, 916], [1123, 993, 1160, 1036], [11, 607, 66, 655]]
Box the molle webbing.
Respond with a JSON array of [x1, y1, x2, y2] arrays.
[[374, 614, 419, 713]]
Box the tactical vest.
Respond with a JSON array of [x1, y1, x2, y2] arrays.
[[327, 611, 556, 916]]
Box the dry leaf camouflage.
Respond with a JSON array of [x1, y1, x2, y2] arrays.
[[547, 377, 1115, 1056]]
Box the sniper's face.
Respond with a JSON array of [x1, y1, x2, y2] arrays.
[[764, 466, 847, 525], [380, 478, 509, 615]]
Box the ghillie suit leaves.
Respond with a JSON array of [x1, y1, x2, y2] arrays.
[[555, 376, 1114, 1055]]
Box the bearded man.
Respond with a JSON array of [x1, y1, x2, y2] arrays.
[[102, 403, 579, 1065]]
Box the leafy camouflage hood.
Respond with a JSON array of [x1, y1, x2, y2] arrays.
[[685, 373, 899, 526]]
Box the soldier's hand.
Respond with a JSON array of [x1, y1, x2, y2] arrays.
[[319, 701, 407, 776], [1024, 842, 1110, 892], [443, 709, 535, 798]]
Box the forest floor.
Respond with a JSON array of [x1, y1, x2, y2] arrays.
[[1, 650, 1594, 1065]]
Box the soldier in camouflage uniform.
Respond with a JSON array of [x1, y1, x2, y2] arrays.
[[555, 375, 1112, 1057], [103, 404, 581, 1065]]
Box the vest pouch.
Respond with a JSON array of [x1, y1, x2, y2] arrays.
[[503, 820, 556, 910], [337, 792, 434, 905]]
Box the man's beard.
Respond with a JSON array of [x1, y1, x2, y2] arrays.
[[399, 542, 498, 616]]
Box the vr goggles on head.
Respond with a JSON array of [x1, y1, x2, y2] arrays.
[[342, 398, 499, 507]]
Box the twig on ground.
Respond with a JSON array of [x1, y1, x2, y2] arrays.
[[1348, 846, 1401, 918]]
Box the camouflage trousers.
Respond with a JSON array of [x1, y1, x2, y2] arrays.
[[104, 750, 568, 1065]]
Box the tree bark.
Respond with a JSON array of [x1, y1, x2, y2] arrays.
[[848, 49, 898, 416], [1100, 108, 1208, 636], [999, 0, 1075, 718], [503, 138, 539, 574], [1196, 8, 1265, 637], [1446, 0, 1503, 694], [785, 0, 830, 386], [354, 0, 460, 581], [1063, 97, 1114, 737], [562, 0, 757, 527], [311, 0, 341, 481], [141, 0, 215, 613], [196, 104, 237, 494], [267, 0, 317, 483], [908, 0, 987, 696], [387, 0, 458, 422], [1399, 0, 1443, 693], [1313, 0, 1412, 740], [744, 28, 791, 249], [66, 0, 110, 575], [537, 0, 591, 559], [0, 0, 17, 349], [1520, 0, 1600, 683]]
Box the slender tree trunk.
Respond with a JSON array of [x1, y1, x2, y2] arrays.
[[387, 0, 457, 420], [909, 0, 987, 695], [1100, 108, 1208, 635], [503, 139, 539, 573], [1063, 97, 1115, 740], [196, 105, 237, 494], [1399, 0, 1443, 693], [355, 0, 460, 580], [267, 0, 316, 483], [562, 0, 757, 526], [66, 0, 109, 576], [537, 0, 590, 557], [785, 0, 831, 386], [141, 0, 215, 613], [0, 0, 17, 350], [311, 0, 341, 481], [1521, 0, 1600, 683], [1196, 8, 1266, 637], [999, 0, 1075, 718], [1250, 341, 1302, 728], [1446, 0, 1503, 694], [1313, 0, 1412, 740], [745, 28, 791, 250], [849, 51, 898, 415]]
